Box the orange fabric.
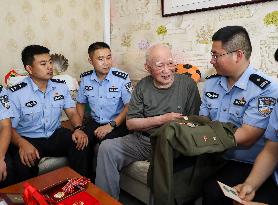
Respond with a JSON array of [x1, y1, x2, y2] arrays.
[[176, 64, 201, 82]]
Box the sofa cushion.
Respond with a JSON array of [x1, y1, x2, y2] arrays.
[[121, 160, 150, 184]]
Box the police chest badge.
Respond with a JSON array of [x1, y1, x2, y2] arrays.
[[54, 93, 64, 101], [109, 85, 118, 92], [25, 101, 37, 107], [0, 95, 10, 109], [258, 97, 276, 116], [85, 86, 93, 91]]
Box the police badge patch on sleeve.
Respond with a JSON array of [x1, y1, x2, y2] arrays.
[[125, 82, 133, 93], [258, 97, 276, 116], [0, 95, 10, 109]]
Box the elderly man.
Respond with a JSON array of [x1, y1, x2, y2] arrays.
[[95, 44, 201, 199]]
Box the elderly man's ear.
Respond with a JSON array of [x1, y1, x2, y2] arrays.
[[145, 63, 151, 73]]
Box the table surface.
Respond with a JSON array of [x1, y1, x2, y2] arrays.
[[0, 166, 122, 205]]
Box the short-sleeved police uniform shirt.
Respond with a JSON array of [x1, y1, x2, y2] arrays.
[[0, 85, 13, 120], [264, 104, 278, 185], [200, 65, 278, 163], [8, 77, 75, 138], [77, 67, 132, 124], [127, 74, 201, 135]]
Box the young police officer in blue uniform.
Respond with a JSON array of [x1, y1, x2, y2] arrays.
[[0, 86, 14, 188], [234, 49, 278, 205], [201, 26, 278, 204], [8, 45, 89, 182], [76, 42, 131, 143]]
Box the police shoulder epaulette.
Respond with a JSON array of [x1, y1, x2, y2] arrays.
[[205, 74, 221, 80], [112, 71, 128, 80], [0, 85, 2, 93], [9, 82, 27, 92], [80, 70, 93, 78], [51, 79, 66, 84], [249, 74, 270, 89]]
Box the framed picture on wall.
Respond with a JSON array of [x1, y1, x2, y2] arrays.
[[162, 0, 274, 17]]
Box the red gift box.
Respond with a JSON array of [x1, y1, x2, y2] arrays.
[[61, 191, 100, 205]]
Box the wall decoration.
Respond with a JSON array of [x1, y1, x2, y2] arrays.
[[162, 0, 274, 16]]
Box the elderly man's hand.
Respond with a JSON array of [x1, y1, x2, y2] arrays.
[[160, 112, 184, 123]]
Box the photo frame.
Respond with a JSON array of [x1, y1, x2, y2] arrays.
[[162, 0, 274, 17]]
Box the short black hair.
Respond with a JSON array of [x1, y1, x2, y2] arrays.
[[21, 45, 50, 67], [212, 26, 252, 59], [275, 48, 278, 62], [88, 42, 110, 55]]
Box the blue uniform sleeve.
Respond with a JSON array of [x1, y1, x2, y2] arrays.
[[7, 90, 21, 128], [63, 85, 75, 109], [199, 81, 210, 117], [264, 104, 278, 142], [243, 88, 277, 129], [76, 78, 88, 104], [0, 88, 13, 120], [121, 75, 132, 105]]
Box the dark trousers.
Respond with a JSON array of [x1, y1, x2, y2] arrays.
[[10, 128, 89, 183], [83, 116, 129, 144], [0, 150, 16, 188], [202, 160, 278, 205]]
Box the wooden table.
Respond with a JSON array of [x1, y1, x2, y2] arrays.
[[0, 166, 122, 205]]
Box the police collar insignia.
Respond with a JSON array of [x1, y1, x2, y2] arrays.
[[205, 92, 219, 99], [249, 74, 270, 89], [0, 95, 10, 109], [258, 97, 276, 116], [112, 71, 128, 79], [51, 78, 66, 84], [233, 97, 246, 106], [0, 85, 2, 93], [109, 86, 118, 92], [80, 70, 93, 78], [9, 82, 27, 92], [25, 101, 37, 107], [125, 82, 133, 93], [85, 86, 93, 91], [54, 95, 64, 101]]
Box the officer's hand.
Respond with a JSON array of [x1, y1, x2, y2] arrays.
[[160, 112, 184, 124], [234, 183, 256, 204], [72, 130, 88, 150], [0, 159, 7, 182], [94, 124, 113, 140], [18, 139, 40, 167]]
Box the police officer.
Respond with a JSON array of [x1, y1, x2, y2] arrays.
[[0, 85, 15, 188], [201, 26, 278, 204], [76, 42, 131, 143], [8, 45, 89, 182]]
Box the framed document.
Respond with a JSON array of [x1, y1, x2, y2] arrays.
[[162, 0, 274, 17]]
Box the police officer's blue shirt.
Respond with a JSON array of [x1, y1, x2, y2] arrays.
[[0, 85, 13, 120], [8, 77, 75, 138], [264, 104, 278, 185], [200, 65, 278, 163], [77, 67, 132, 124]]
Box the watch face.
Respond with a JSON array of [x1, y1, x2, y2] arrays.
[[110, 121, 116, 128]]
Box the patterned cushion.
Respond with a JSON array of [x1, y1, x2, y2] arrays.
[[121, 160, 150, 184]]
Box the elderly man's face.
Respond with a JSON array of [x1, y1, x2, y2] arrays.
[[146, 46, 175, 89]]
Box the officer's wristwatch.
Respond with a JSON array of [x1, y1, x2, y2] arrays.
[[109, 121, 117, 128]]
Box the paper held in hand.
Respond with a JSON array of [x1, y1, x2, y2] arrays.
[[217, 181, 243, 203]]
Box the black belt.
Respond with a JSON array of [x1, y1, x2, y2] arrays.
[[141, 132, 151, 137]]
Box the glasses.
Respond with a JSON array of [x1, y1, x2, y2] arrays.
[[152, 59, 176, 71], [210, 50, 238, 60]]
